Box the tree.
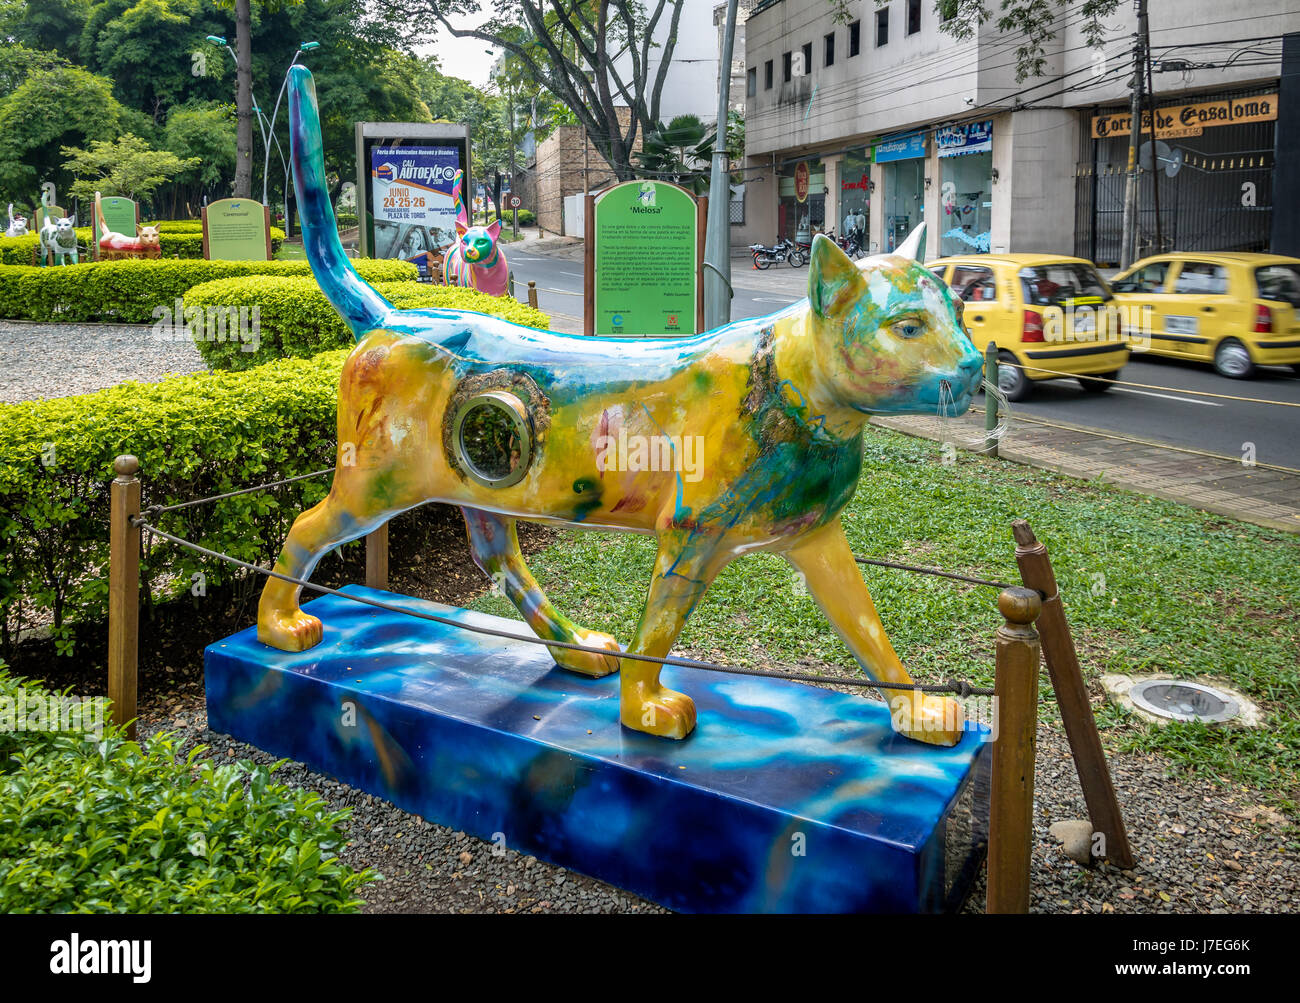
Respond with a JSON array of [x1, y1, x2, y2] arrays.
[[828, 0, 1119, 82], [373, 0, 687, 181], [161, 102, 237, 211], [61, 133, 199, 203], [634, 115, 715, 194], [0, 65, 128, 205]]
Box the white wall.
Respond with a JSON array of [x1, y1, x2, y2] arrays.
[[611, 0, 723, 124]]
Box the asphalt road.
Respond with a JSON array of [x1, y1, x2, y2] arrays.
[[506, 246, 1300, 470]]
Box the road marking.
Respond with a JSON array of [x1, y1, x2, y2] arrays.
[[559, 269, 583, 277], [750, 296, 799, 304], [1112, 387, 1222, 407]]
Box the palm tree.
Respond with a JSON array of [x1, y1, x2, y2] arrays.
[[633, 115, 715, 194]]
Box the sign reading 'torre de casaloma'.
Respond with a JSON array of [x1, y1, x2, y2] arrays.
[[1091, 92, 1278, 139], [588, 180, 701, 338]]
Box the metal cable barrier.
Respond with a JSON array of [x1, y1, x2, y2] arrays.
[[130, 477, 1000, 698]]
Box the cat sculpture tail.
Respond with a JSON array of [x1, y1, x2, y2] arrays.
[[287, 65, 393, 338]]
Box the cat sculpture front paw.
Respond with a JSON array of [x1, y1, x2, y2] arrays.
[[621, 683, 697, 739], [550, 629, 621, 677], [891, 692, 966, 747]]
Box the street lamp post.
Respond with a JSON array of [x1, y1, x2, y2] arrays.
[[207, 36, 317, 234]]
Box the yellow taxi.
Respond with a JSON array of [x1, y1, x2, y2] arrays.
[[926, 254, 1131, 401], [1109, 253, 1300, 379]]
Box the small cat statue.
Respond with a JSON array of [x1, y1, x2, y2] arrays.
[[263, 66, 984, 747], [440, 169, 511, 296], [94, 191, 161, 260], [4, 204, 27, 238], [38, 214, 78, 266]]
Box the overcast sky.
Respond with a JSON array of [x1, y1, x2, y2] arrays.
[[414, 11, 498, 88]]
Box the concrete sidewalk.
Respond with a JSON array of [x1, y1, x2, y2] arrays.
[[872, 410, 1300, 534]]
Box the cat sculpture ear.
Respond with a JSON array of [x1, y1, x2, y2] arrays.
[[68, 214, 76, 227], [894, 222, 926, 262], [486, 218, 501, 242], [455, 219, 468, 238], [808, 233, 867, 320]]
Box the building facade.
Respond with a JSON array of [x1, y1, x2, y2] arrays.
[[739, 0, 1297, 264]]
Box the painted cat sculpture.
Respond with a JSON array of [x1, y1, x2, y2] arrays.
[[5, 204, 27, 238], [38, 213, 78, 266], [94, 191, 160, 260], [440, 169, 511, 296], [262, 66, 984, 745]]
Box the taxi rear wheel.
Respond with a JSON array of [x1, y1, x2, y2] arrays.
[[1213, 339, 1255, 380], [1077, 370, 1119, 393], [997, 351, 1032, 401]]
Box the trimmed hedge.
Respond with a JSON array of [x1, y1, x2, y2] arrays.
[[154, 220, 203, 233], [0, 668, 376, 913], [0, 351, 349, 652], [183, 276, 552, 370], [0, 257, 417, 324], [1, 225, 286, 265]]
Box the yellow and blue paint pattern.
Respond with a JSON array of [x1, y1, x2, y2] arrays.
[[210, 587, 990, 913]]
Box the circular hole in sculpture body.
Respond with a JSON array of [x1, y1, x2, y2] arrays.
[[453, 391, 533, 488]]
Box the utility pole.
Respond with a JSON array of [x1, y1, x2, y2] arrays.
[[1119, 0, 1149, 269], [1142, 10, 1162, 252], [507, 76, 519, 240], [704, 0, 739, 330]]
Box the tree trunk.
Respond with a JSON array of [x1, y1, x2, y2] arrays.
[[234, 0, 254, 199]]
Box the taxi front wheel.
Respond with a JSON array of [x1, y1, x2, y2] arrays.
[[1213, 338, 1255, 380], [997, 351, 1032, 401], [1077, 370, 1119, 393]]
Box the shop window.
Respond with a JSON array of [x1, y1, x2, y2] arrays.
[[1173, 262, 1229, 295], [951, 265, 997, 303], [764, 59, 773, 89], [802, 42, 813, 75], [907, 0, 921, 35], [746, 67, 756, 97], [849, 20, 861, 56], [876, 7, 889, 47], [782, 51, 792, 83], [825, 32, 835, 67], [1113, 261, 1170, 293]]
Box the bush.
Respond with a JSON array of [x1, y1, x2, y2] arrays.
[[1, 225, 286, 265], [517, 209, 536, 227], [184, 276, 552, 370], [336, 213, 358, 229], [0, 668, 377, 913], [0, 351, 349, 652], [0, 257, 417, 323], [154, 220, 203, 233]]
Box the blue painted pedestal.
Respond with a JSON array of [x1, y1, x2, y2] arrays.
[[205, 586, 989, 913]]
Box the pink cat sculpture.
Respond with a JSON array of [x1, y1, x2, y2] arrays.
[[439, 170, 511, 297]]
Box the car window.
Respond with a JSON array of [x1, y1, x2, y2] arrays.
[[1018, 263, 1110, 305], [949, 265, 997, 303], [1172, 262, 1228, 295], [1255, 264, 1300, 306], [1113, 261, 1169, 293]]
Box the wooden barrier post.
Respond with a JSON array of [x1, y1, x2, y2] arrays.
[[527, 281, 539, 310], [366, 525, 389, 591], [108, 455, 141, 740], [1012, 519, 1134, 869], [984, 340, 999, 458], [987, 585, 1042, 914]]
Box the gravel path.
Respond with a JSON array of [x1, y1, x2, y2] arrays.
[[0, 320, 206, 403]]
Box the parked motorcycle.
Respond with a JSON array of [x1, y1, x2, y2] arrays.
[[750, 238, 804, 269]]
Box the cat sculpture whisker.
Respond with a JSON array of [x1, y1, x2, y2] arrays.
[[260, 65, 985, 745]]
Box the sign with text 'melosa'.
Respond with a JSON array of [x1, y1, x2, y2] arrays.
[[586, 180, 703, 338]]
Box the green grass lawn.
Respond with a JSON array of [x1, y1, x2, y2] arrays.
[[470, 427, 1300, 814]]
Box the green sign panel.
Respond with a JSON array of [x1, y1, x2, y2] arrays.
[[205, 198, 271, 260], [94, 196, 137, 251], [591, 181, 699, 337]]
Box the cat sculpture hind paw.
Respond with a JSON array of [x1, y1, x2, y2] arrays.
[[620, 682, 697, 739], [258, 607, 324, 652]]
